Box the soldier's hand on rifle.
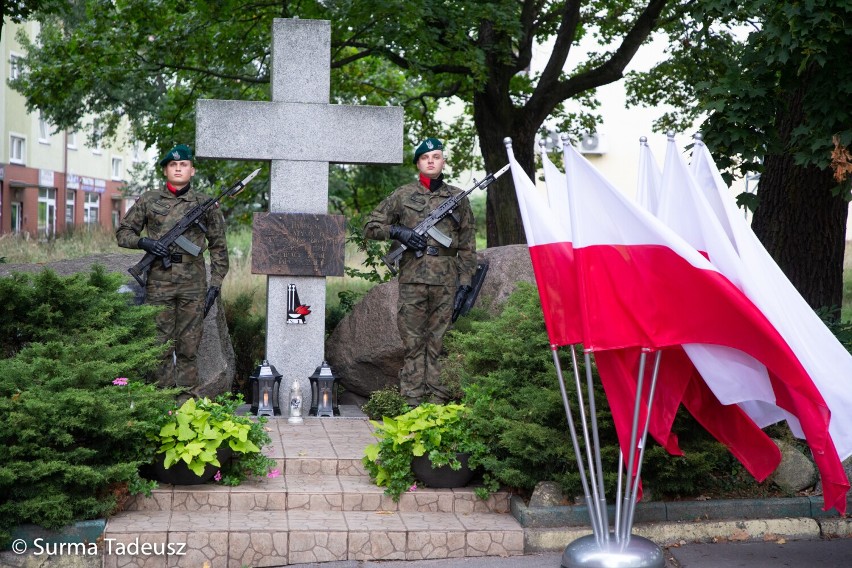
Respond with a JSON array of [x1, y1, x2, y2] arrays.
[[389, 225, 427, 251], [138, 237, 169, 257], [203, 286, 220, 318]]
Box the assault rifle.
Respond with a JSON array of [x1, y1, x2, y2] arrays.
[[128, 168, 260, 287], [382, 163, 509, 275]]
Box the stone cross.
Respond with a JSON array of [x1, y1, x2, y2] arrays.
[[196, 18, 402, 410]]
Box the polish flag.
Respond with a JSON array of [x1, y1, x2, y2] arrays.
[[689, 139, 852, 463], [539, 146, 774, 478], [563, 142, 848, 513], [636, 140, 663, 214], [508, 148, 581, 346], [605, 141, 780, 480], [657, 138, 795, 433], [538, 147, 683, 457]]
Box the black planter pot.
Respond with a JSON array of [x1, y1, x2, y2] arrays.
[[411, 452, 475, 488], [150, 447, 233, 485]]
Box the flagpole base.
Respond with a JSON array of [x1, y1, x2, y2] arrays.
[[561, 533, 665, 568]]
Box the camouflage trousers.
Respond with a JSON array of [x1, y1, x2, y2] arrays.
[[146, 279, 206, 390], [397, 282, 453, 405]]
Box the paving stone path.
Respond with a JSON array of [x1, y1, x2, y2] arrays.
[[105, 413, 523, 567]]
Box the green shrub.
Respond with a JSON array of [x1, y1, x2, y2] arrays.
[[149, 394, 275, 486], [445, 282, 749, 501], [0, 267, 177, 547], [361, 386, 410, 420], [363, 403, 491, 501]]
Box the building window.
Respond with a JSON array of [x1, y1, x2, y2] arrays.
[[84, 192, 100, 225], [9, 54, 23, 80], [132, 140, 143, 163], [10, 135, 25, 164], [38, 187, 57, 237], [66, 189, 76, 226], [67, 131, 77, 149], [38, 113, 51, 143], [112, 209, 120, 228], [111, 157, 123, 180]]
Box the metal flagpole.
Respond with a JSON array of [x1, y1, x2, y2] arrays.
[[551, 346, 605, 545], [584, 351, 611, 541], [623, 350, 663, 544], [537, 136, 607, 541], [554, 133, 664, 568], [618, 351, 648, 542], [561, 350, 666, 568], [569, 345, 608, 542]]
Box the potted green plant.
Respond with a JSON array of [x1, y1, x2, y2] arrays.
[[363, 402, 490, 501], [148, 394, 276, 485]]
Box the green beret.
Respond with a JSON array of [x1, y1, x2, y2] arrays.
[[413, 137, 444, 163], [159, 144, 194, 167]]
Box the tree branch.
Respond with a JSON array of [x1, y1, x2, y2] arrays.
[[528, 0, 670, 123]]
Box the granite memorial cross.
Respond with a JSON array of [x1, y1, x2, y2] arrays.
[[195, 18, 402, 411]]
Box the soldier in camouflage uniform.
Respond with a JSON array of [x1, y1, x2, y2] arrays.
[[116, 144, 229, 393], [365, 138, 477, 405]]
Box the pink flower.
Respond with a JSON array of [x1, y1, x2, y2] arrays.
[[112, 377, 128, 386], [214, 471, 222, 482], [267, 469, 281, 479], [408, 483, 417, 492]]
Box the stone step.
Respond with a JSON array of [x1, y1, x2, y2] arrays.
[[127, 475, 511, 514], [103, 509, 524, 567], [109, 415, 522, 566]]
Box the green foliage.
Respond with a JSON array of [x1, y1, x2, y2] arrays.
[[151, 394, 275, 486], [363, 403, 491, 501], [344, 218, 394, 283], [14, 0, 673, 247], [628, 0, 852, 180], [153, 397, 258, 476], [360, 386, 411, 421], [326, 289, 366, 335], [223, 291, 266, 400], [446, 282, 753, 501], [817, 307, 852, 352], [0, 267, 176, 547]]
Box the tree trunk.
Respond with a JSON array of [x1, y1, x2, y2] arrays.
[[751, 80, 848, 313], [752, 157, 846, 313], [475, 103, 539, 247]]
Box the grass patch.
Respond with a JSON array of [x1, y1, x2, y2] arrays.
[[0, 226, 125, 263]]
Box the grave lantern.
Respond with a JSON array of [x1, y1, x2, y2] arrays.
[[308, 361, 340, 417], [250, 360, 282, 417]]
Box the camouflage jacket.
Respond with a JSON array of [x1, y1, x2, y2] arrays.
[[364, 179, 476, 286], [116, 185, 229, 288]]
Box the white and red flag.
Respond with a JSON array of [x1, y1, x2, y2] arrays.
[[509, 149, 581, 347], [636, 140, 663, 214], [537, 148, 684, 457], [521, 145, 777, 479], [688, 140, 852, 463], [563, 141, 848, 513]]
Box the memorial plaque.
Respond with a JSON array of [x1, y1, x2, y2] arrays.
[[251, 212, 345, 277]]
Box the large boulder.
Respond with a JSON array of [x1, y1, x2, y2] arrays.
[[326, 245, 535, 399], [769, 438, 817, 493], [0, 253, 235, 396]]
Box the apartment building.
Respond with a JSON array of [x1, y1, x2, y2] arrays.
[[1, 19, 153, 238]]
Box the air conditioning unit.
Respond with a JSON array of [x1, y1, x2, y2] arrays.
[[578, 132, 608, 155]]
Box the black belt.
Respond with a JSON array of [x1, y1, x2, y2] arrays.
[[424, 246, 458, 257]]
